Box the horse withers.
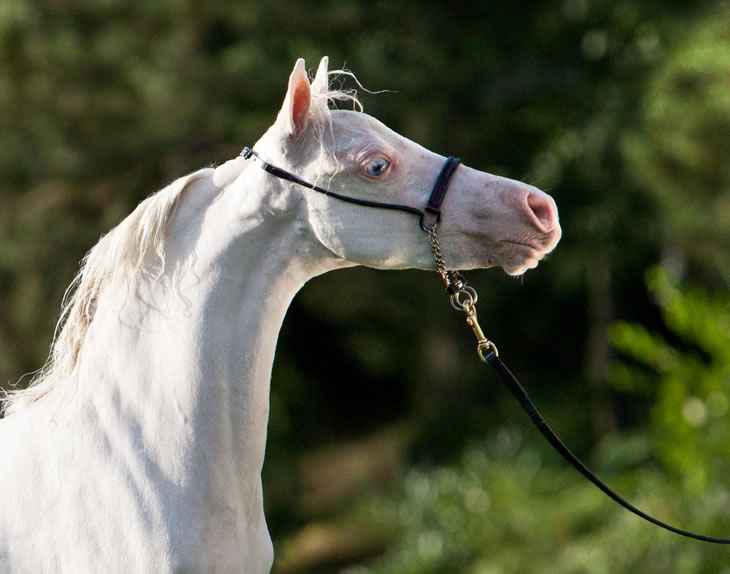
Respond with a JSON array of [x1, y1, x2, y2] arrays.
[[0, 57, 559, 573]]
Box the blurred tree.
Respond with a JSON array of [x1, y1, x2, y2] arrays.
[[622, 11, 730, 283], [610, 267, 730, 493]]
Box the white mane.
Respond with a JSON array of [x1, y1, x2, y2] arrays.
[[1, 170, 211, 415], [1, 70, 361, 417]]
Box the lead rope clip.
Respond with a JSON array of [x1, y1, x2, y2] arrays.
[[427, 224, 498, 360]]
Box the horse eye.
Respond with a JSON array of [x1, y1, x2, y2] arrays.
[[365, 157, 390, 177]]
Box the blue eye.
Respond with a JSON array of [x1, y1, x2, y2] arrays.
[[365, 157, 390, 177]]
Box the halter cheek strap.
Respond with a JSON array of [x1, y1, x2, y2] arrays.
[[240, 147, 461, 234]]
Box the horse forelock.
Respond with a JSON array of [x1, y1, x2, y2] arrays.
[[304, 68, 368, 184], [315, 69, 364, 113], [1, 169, 212, 416]]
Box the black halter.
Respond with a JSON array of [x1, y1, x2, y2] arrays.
[[240, 147, 461, 233]]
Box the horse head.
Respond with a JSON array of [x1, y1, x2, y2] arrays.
[[251, 57, 561, 276]]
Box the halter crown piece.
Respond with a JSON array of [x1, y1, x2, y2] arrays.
[[241, 145, 730, 544]]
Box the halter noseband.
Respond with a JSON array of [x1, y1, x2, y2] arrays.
[[422, 155, 462, 231]]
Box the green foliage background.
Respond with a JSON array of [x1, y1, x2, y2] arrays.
[[1, 1, 729, 572]]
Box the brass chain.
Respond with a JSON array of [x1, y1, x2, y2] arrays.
[[426, 225, 466, 291]]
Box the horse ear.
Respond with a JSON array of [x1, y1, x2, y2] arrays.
[[311, 56, 329, 97], [277, 58, 312, 138]]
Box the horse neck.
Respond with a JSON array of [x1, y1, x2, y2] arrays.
[[68, 161, 346, 490]]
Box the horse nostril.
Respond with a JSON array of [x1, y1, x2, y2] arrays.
[[525, 192, 557, 233]]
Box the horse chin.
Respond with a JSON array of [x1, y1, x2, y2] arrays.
[[447, 243, 549, 276], [497, 248, 545, 276], [502, 262, 537, 277]]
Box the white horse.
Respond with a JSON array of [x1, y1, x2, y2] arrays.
[[0, 57, 560, 572]]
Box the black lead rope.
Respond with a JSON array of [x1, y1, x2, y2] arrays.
[[241, 144, 729, 542], [484, 350, 730, 544]]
